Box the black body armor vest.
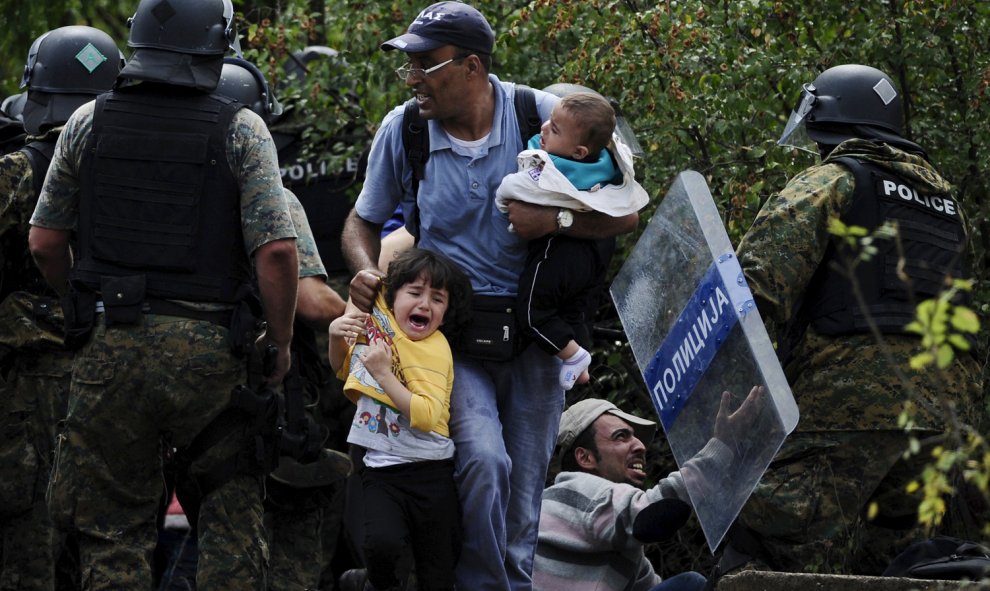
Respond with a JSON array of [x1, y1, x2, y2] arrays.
[[72, 85, 250, 303], [807, 156, 968, 335]]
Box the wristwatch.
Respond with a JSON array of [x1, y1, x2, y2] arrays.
[[556, 209, 574, 233]]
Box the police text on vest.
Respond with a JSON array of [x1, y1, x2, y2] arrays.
[[882, 180, 957, 216]]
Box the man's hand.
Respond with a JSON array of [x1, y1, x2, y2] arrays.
[[713, 385, 765, 449], [348, 269, 384, 313], [259, 337, 291, 386], [505, 200, 556, 240], [341, 209, 385, 308]]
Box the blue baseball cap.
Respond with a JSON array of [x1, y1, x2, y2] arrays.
[[381, 2, 495, 56]]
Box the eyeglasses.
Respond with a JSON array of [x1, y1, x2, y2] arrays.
[[394, 58, 457, 81]]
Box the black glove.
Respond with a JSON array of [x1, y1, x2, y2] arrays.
[[633, 498, 691, 543]]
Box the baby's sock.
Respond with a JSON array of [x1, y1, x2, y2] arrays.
[[559, 347, 591, 390]]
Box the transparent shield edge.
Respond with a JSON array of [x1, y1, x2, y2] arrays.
[[610, 170, 799, 552]]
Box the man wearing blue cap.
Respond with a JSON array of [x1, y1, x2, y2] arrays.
[[342, 2, 639, 589]]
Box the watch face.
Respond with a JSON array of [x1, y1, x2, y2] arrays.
[[558, 209, 574, 228]]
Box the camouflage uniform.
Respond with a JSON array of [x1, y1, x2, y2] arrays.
[[0, 129, 75, 591], [284, 190, 326, 281], [265, 189, 335, 591], [270, 73, 366, 585], [265, 498, 324, 590], [31, 101, 296, 590], [314, 302, 358, 589], [735, 139, 985, 574]]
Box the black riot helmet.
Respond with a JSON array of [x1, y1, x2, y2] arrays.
[[215, 57, 283, 125], [18, 26, 124, 135], [20, 26, 123, 94], [128, 0, 236, 55], [778, 64, 907, 152], [119, 0, 239, 92]]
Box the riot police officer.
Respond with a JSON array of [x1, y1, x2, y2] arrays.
[[0, 25, 122, 591], [27, 1, 299, 588], [732, 64, 984, 575], [215, 56, 352, 591], [272, 47, 373, 586]]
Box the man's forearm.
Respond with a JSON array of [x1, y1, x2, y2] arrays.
[[255, 238, 299, 348], [507, 200, 640, 241], [296, 275, 345, 330], [28, 226, 72, 295], [341, 208, 384, 275], [569, 210, 639, 240]]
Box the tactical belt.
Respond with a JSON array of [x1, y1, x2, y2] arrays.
[[95, 298, 232, 328]]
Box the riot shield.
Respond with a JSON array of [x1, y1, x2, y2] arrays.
[[610, 170, 799, 551]]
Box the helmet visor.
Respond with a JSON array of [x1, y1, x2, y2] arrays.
[[777, 83, 818, 154], [222, 0, 243, 57]]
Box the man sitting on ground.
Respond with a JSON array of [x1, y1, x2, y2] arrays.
[[534, 390, 762, 591]]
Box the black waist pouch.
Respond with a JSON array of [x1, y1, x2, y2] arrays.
[[456, 295, 519, 362], [101, 275, 146, 326], [61, 284, 97, 350]]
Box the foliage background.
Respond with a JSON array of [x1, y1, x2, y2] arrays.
[[2, 0, 989, 577]]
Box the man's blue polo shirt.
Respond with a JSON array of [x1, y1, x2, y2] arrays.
[[355, 75, 558, 297]]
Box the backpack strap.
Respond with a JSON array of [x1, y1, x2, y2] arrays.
[[400, 84, 542, 241], [513, 84, 542, 142], [401, 98, 427, 240], [402, 98, 429, 202]]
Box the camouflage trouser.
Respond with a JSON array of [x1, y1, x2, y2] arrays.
[[735, 430, 938, 575], [314, 329, 360, 589], [0, 290, 73, 591], [264, 345, 351, 591], [318, 481, 351, 588], [0, 351, 73, 591], [264, 489, 326, 591], [47, 315, 268, 590]]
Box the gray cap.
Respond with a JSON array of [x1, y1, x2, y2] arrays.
[[557, 399, 657, 451]]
